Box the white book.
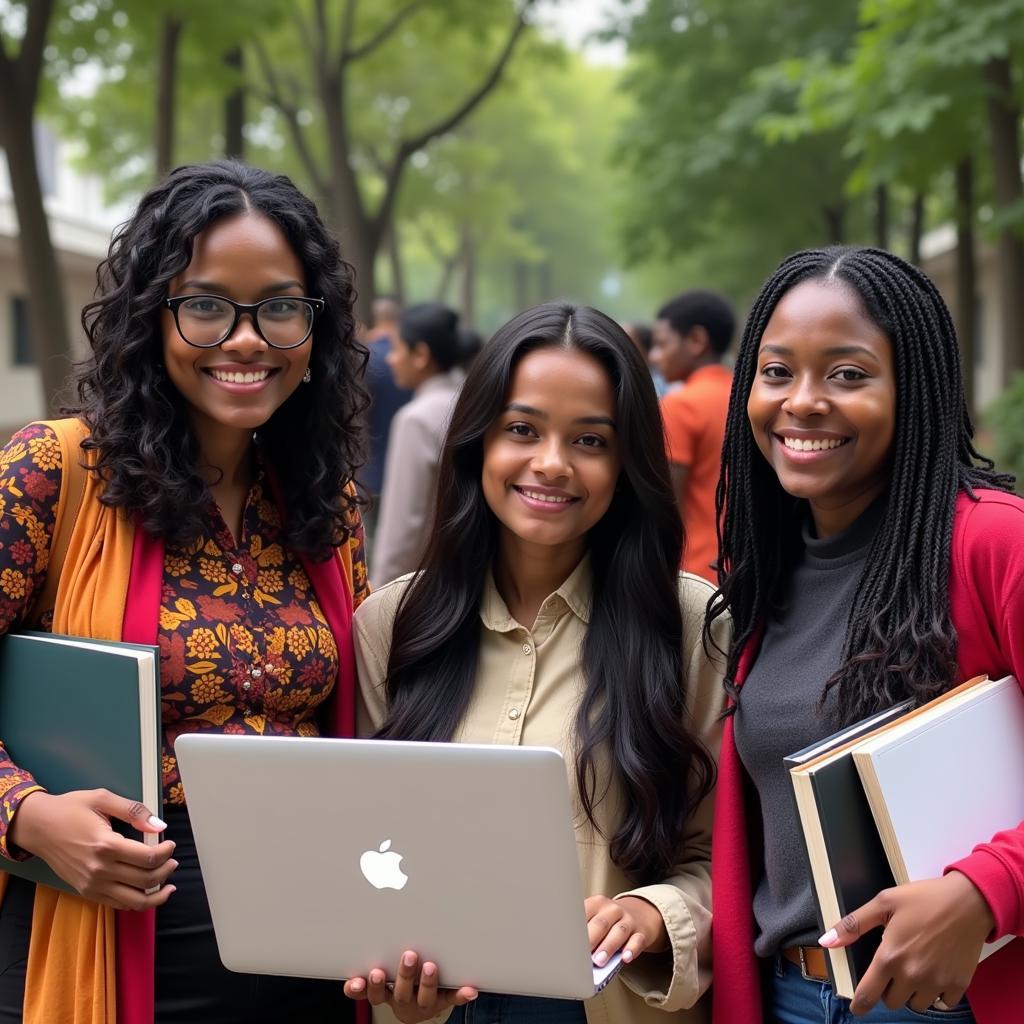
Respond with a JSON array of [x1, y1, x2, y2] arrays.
[[852, 675, 1024, 961]]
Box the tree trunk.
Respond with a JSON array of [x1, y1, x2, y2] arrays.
[[155, 16, 183, 179], [223, 46, 245, 160], [954, 159, 978, 420], [874, 184, 889, 249], [984, 55, 1024, 380], [435, 256, 459, 302], [385, 221, 406, 304], [0, 111, 73, 413], [908, 191, 925, 266], [460, 224, 476, 327], [822, 203, 846, 244]]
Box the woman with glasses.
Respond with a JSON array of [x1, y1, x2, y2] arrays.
[[0, 162, 367, 1023]]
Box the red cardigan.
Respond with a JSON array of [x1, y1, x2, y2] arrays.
[[711, 489, 1024, 1023]]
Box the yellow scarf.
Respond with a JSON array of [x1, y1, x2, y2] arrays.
[[1, 418, 131, 1022]]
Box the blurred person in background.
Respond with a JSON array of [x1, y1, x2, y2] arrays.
[[456, 325, 484, 371], [372, 302, 463, 588], [362, 297, 412, 546], [650, 291, 735, 583], [622, 321, 670, 397]]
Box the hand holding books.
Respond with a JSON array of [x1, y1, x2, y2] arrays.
[[9, 788, 177, 909], [818, 871, 995, 1015]]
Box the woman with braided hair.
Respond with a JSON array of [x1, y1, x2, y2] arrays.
[[706, 246, 1024, 1023], [0, 162, 368, 1023]]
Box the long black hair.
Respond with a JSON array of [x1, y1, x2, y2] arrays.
[[375, 302, 715, 884], [73, 160, 367, 557], [708, 246, 1015, 724]]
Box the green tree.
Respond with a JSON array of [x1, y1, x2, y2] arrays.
[[613, 0, 865, 304]]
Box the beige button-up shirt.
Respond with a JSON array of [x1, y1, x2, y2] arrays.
[[354, 559, 729, 1024], [371, 370, 462, 589]]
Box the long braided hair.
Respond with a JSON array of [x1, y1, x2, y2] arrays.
[[707, 246, 1015, 724]]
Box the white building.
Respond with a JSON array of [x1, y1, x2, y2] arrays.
[[0, 124, 125, 434]]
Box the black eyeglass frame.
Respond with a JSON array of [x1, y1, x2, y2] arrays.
[[164, 294, 325, 350]]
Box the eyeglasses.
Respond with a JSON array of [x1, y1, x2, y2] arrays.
[[165, 294, 325, 350]]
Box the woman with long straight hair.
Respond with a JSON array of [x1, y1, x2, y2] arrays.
[[347, 302, 728, 1023], [708, 246, 1024, 1023]]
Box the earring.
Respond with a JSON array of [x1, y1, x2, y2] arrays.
[[302, 368, 312, 384]]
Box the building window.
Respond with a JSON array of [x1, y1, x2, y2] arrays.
[[11, 297, 34, 367]]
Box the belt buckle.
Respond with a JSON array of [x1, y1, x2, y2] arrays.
[[798, 945, 819, 983]]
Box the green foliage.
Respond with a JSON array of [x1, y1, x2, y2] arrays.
[[613, 0, 866, 304], [986, 374, 1024, 490]]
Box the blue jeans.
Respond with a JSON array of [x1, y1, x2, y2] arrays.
[[771, 955, 975, 1023], [447, 993, 586, 1023]]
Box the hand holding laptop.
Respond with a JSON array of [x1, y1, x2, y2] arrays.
[[344, 950, 479, 1022], [586, 894, 667, 966]]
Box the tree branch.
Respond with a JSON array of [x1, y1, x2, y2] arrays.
[[398, 0, 533, 157], [339, 0, 358, 68], [295, 5, 325, 77], [343, 0, 427, 63], [16, 0, 55, 107], [372, 0, 534, 237], [251, 39, 329, 198]]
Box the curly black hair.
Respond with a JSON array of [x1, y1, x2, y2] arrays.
[[707, 246, 1015, 726], [72, 161, 367, 558]]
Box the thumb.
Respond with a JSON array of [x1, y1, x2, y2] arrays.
[[92, 789, 166, 834], [819, 898, 888, 949]]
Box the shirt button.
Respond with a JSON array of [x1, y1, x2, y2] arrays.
[[242, 680, 252, 691], [522, 643, 532, 655], [251, 668, 262, 679], [231, 562, 244, 575], [508, 708, 521, 720]]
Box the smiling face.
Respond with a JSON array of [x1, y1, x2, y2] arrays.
[[482, 346, 622, 560], [162, 211, 312, 449], [746, 278, 897, 538]]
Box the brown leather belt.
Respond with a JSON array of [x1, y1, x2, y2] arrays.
[[781, 945, 830, 983]]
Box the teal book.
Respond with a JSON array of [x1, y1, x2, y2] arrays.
[[0, 631, 161, 893]]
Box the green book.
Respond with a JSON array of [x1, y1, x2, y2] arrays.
[[0, 631, 161, 893]]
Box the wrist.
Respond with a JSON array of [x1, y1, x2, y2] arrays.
[[945, 869, 996, 938], [7, 789, 50, 857]]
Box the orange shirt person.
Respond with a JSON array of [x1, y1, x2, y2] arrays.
[[650, 290, 735, 582]]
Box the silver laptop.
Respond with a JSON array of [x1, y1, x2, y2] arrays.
[[174, 734, 622, 999]]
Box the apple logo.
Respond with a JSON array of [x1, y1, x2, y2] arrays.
[[359, 839, 409, 891]]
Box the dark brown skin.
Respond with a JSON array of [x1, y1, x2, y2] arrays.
[[820, 872, 994, 1014]]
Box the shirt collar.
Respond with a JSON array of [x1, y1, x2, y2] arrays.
[[479, 553, 593, 632]]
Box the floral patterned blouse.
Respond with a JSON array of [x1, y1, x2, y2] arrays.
[[0, 423, 369, 857]]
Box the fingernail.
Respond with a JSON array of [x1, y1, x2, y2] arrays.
[[370, 970, 384, 985], [403, 951, 417, 967], [818, 929, 838, 946], [593, 950, 608, 967], [350, 979, 364, 993], [423, 963, 435, 978], [622, 949, 633, 963], [148, 815, 167, 830]]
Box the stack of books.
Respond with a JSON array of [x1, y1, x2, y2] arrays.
[[788, 674, 1023, 998]]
